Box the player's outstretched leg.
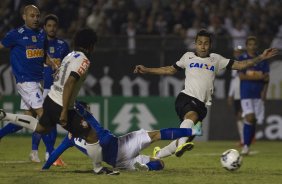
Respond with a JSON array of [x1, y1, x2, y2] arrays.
[[0, 123, 23, 140], [134, 160, 164, 171], [0, 109, 38, 131], [174, 122, 202, 157]]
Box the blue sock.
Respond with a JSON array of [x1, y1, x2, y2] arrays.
[[0, 123, 23, 138], [160, 128, 192, 140], [31, 132, 41, 150], [146, 160, 164, 171], [46, 128, 57, 154], [243, 122, 255, 146], [42, 135, 74, 170], [42, 133, 54, 154]]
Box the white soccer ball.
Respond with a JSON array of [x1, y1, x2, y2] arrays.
[[220, 149, 242, 171]]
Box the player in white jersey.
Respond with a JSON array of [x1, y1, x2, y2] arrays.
[[227, 46, 244, 146], [0, 28, 115, 174], [134, 29, 277, 158]]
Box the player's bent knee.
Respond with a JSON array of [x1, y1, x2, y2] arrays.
[[146, 159, 165, 171], [35, 123, 51, 134]]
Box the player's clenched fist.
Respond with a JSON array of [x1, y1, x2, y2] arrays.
[[134, 65, 148, 74]]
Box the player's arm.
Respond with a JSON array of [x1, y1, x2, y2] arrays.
[[0, 42, 5, 49], [231, 48, 278, 70], [239, 71, 268, 81], [60, 73, 78, 126], [42, 134, 74, 170], [134, 65, 177, 75], [45, 55, 59, 70]]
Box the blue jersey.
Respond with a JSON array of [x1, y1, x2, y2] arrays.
[[53, 134, 118, 166], [44, 38, 69, 89], [1, 26, 46, 83], [239, 52, 269, 99]]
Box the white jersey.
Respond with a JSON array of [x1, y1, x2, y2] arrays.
[[48, 51, 90, 109], [175, 52, 230, 105]]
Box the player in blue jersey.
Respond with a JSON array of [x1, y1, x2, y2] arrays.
[[238, 36, 270, 155], [134, 29, 277, 158], [41, 101, 202, 172], [30, 14, 69, 164], [0, 5, 56, 163]]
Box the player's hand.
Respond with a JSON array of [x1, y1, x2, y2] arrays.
[[260, 48, 278, 60], [134, 65, 148, 74], [59, 110, 68, 127]]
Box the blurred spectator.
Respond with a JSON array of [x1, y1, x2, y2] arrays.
[[271, 25, 282, 50], [185, 20, 201, 50], [0, 0, 281, 42]]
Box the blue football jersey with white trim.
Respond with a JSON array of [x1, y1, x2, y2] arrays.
[[239, 52, 269, 99], [43, 38, 69, 89], [1, 26, 46, 83]]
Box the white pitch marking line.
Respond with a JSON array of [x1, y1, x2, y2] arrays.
[[188, 150, 259, 156], [0, 160, 30, 164]]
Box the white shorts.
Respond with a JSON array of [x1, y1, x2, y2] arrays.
[[16, 82, 44, 110], [115, 129, 152, 170], [241, 99, 265, 124]]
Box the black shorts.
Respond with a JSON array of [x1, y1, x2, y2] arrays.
[[39, 96, 91, 139], [175, 92, 207, 122], [233, 100, 242, 115]]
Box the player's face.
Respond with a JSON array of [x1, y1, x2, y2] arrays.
[[195, 36, 211, 57], [44, 20, 58, 38], [246, 40, 258, 54], [23, 8, 40, 29]]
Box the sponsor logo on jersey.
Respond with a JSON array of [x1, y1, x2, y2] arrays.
[[23, 36, 28, 40], [26, 49, 44, 58], [77, 59, 90, 76], [189, 62, 215, 72]]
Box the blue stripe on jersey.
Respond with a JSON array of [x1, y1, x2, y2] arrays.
[[238, 52, 269, 99], [43, 38, 69, 89], [1, 26, 46, 83]]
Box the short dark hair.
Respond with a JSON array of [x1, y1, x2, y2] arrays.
[[245, 36, 257, 45], [195, 29, 213, 43], [74, 28, 97, 50], [44, 14, 59, 25]]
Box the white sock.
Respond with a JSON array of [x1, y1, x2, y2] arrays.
[[156, 140, 177, 158], [237, 120, 244, 143], [85, 142, 103, 173], [178, 119, 194, 146], [156, 119, 194, 158], [4, 112, 38, 131]]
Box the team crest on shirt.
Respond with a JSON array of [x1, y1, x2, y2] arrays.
[[31, 36, 37, 42], [49, 47, 55, 53]]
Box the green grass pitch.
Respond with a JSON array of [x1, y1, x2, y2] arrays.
[[0, 136, 282, 184]]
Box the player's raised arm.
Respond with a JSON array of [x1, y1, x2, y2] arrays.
[[134, 65, 177, 75], [0, 42, 4, 49], [231, 48, 278, 70]]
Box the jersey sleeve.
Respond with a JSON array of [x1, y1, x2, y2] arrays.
[[216, 54, 231, 70], [69, 56, 90, 78], [175, 53, 187, 69], [1, 29, 17, 48]]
